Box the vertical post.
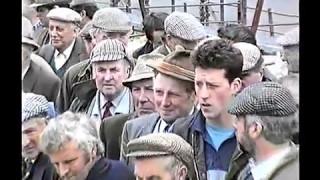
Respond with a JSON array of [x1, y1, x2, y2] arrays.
[[251, 0, 264, 34], [171, 0, 175, 12], [127, 0, 131, 13], [241, 0, 247, 25], [205, 0, 210, 26], [145, 0, 149, 15], [237, 0, 241, 24], [220, 0, 224, 25], [184, 2, 187, 12], [268, 8, 274, 36]]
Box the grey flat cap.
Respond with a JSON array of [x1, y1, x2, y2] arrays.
[[228, 82, 297, 116], [127, 133, 195, 179], [79, 20, 93, 37], [47, 7, 81, 23], [70, 0, 96, 7], [277, 27, 299, 46], [90, 39, 128, 63], [22, 92, 49, 122], [91, 7, 131, 33], [30, 0, 71, 8], [123, 53, 165, 87], [232, 42, 263, 71], [165, 11, 206, 41]]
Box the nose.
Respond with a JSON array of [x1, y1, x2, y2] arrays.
[[103, 71, 113, 81], [58, 164, 69, 177], [22, 134, 30, 147], [199, 86, 209, 100], [161, 93, 171, 107], [139, 89, 148, 103]]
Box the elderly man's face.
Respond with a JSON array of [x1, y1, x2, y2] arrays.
[[134, 156, 187, 180], [22, 119, 46, 159], [240, 71, 263, 91], [49, 141, 94, 180], [94, 60, 129, 100], [131, 78, 155, 116], [233, 116, 256, 154], [195, 68, 241, 123], [49, 20, 77, 52], [154, 73, 195, 123]]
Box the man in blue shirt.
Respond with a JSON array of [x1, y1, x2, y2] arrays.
[[172, 38, 244, 180]]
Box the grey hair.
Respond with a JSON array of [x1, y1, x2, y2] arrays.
[[164, 156, 187, 177], [282, 45, 299, 73], [245, 114, 299, 144], [39, 111, 104, 156]]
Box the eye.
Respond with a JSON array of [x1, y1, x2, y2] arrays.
[[155, 90, 163, 96]]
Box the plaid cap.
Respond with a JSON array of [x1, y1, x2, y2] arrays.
[[90, 39, 129, 63], [277, 27, 299, 46], [47, 7, 81, 23], [228, 82, 297, 116], [127, 133, 195, 178], [232, 42, 263, 71], [30, 0, 71, 8], [165, 11, 206, 41], [70, 0, 96, 7], [123, 53, 165, 87], [91, 7, 131, 33], [22, 92, 49, 122]]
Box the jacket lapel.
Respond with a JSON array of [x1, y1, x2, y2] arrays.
[[138, 113, 160, 137]]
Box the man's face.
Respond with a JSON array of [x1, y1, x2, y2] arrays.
[[195, 68, 239, 122], [233, 116, 256, 154], [94, 60, 129, 100], [131, 78, 156, 116], [241, 71, 262, 91], [22, 119, 46, 159], [134, 156, 186, 180], [154, 73, 194, 123], [152, 30, 165, 47], [49, 141, 92, 180], [49, 20, 77, 51], [36, 6, 50, 27]]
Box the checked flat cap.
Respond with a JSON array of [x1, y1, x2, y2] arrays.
[[127, 133, 195, 178], [228, 82, 297, 116], [22, 92, 49, 122], [232, 42, 263, 72], [165, 11, 206, 41]]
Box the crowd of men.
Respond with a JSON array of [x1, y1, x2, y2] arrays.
[[22, 0, 299, 179]]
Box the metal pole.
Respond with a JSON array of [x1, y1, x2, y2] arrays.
[[251, 0, 264, 34], [171, 0, 175, 12], [241, 0, 247, 25], [127, 0, 131, 13], [268, 8, 274, 36], [220, 0, 224, 25], [237, 0, 241, 24], [184, 3, 187, 12]]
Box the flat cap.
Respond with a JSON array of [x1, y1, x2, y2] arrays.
[[127, 133, 195, 178], [91, 7, 132, 33], [22, 92, 49, 122], [90, 39, 129, 63], [165, 11, 206, 41], [277, 27, 299, 46], [228, 82, 297, 116], [79, 20, 93, 37], [232, 42, 263, 72], [47, 7, 81, 23], [30, 0, 71, 8], [123, 53, 165, 87], [70, 0, 96, 7]]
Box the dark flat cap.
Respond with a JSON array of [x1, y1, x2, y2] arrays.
[[228, 82, 297, 116], [127, 133, 195, 178]]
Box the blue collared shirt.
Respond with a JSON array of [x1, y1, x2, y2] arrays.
[[191, 112, 237, 180]]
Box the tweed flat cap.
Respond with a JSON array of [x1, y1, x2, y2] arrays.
[[22, 92, 49, 122], [165, 11, 206, 41], [91, 7, 132, 33], [228, 82, 297, 116], [277, 27, 299, 46], [47, 7, 81, 23], [22, 16, 40, 50], [70, 0, 96, 7], [232, 42, 263, 71], [79, 20, 93, 37], [123, 53, 165, 87], [30, 0, 71, 8], [127, 133, 195, 178], [90, 39, 129, 63]]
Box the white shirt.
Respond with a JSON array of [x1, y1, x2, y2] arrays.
[[250, 143, 291, 180], [53, 39, 76, 70]]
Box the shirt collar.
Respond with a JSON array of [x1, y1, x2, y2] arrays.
[[99, 87, 131, 115], [54, 39, 76, 60], [250, 142, 291, 180]]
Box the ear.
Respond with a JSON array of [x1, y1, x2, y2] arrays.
[[248, 122, 263, 139], [230, 77, 242, 95], [80, 10, 86, 18], [177, 166, 188, 180]]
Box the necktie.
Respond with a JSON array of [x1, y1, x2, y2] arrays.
[[164, 124, 171, 132], [102, 101, 113, 120], [22, 158, 33, 180]]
